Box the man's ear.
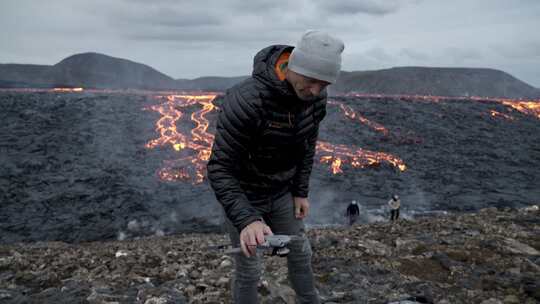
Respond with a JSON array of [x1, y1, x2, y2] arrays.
[[284, 69, 291, 82]]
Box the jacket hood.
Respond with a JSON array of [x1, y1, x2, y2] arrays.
[[252, 44, 296, 97]]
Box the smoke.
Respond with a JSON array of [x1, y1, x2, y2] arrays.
[[116, 217, 172, 240], [169, 211, 178, 222], [307, 168, 436, 226], [366, 212, 387, 223], [406, 178, 432, 212], [127, 219, 140, 232], [308, 187, 344, 227], [117, 231, 127, 241]]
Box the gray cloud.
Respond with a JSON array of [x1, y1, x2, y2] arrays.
[[228, 0, 287, 13], [316, 0, 401, 16], [108, 2, 225, 28], [94, 1, 318, 44], [125, 26, 271, 43], [443, 47, 483, 65], [365, 47, 395, 62], [0, 0, 539, 86], [399, 48, 431, 61], [491, 41, 540, 59]]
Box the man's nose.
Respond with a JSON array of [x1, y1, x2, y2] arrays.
[[309, 84, 323, 96]]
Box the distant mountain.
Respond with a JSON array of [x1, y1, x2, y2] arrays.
[[176, 76, 249, 92], [330, 67, 540, 98], [0, 79, 41, 88], [0, 53, 178, 90], [0, 64, 52, 87], [50, 53, 178, 89], [1, 53, 539, 98]]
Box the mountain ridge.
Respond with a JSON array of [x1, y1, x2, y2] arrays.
[[1, 52, 539, 98]]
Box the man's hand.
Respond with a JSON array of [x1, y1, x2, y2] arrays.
[[239, 221, 273, 257], [294, 197, 310, 219]]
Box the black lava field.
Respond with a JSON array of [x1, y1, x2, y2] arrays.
[[1, 91, 538, 243]]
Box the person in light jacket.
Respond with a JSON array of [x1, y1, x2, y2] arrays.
[[388, 194, 401, 221]]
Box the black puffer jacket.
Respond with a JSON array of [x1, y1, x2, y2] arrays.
[[207, 45, 327, 231]]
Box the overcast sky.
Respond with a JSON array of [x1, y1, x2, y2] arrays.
[[1, 0, 539, 86]]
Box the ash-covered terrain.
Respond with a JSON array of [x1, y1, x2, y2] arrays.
[[0, 91, 539, 243], [0, 207, 538, 303]]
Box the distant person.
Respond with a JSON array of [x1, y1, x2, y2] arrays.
[[388, 194, 401, 221], [207, 30, 344, 303], [346, 200, 360, 225]]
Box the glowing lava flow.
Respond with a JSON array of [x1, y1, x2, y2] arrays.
[[500, 100, 540, 119], [328, 99, 389, 136], [490, 110, 514, 121], [320, 99, 406, 173], [317, 141, 407, 174], [52, 87, 84, 92], [344, 93, 540, 120], [145, 93, 407, 183], [145, 94, 217, 183]]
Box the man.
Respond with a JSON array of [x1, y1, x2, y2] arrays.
[[346, 200, 360, 225], [207, 30, 344, 303], [388, 194, 401, 221]]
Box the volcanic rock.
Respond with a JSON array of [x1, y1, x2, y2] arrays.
[[1, 90, 540, 260], [0, 207, 538, 303]]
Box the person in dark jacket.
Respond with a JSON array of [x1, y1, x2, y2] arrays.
[[346, 200, 360, 225], [207, 30, 344, 304]]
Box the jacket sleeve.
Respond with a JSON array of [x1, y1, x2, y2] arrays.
[[207, 88, 263, 232]]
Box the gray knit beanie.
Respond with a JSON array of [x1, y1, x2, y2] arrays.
[[288, 30, 345, 84]]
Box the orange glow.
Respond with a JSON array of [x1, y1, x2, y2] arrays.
[[317, 141, 407, 174], [5, 88, 536, 181], [145, 93, 409, 183], [328, 100, 389, 136], [173, 143, 185, 151], [52, 87, 84, 92], [489, 110, 514, 120], [500, 100, 540, 119], [144, 93, 540, 182], [145, 94, 217, 184], [343, 93, 540, 120]]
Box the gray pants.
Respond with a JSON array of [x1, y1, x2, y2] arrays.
[[226, 192, 320, 304]]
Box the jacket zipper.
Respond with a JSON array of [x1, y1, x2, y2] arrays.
[[288, 112, 292, 127]]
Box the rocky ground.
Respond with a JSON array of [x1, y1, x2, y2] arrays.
[[0, 206, 538, 304]]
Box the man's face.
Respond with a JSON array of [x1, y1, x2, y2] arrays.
[[286, 70, 331, 101]]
